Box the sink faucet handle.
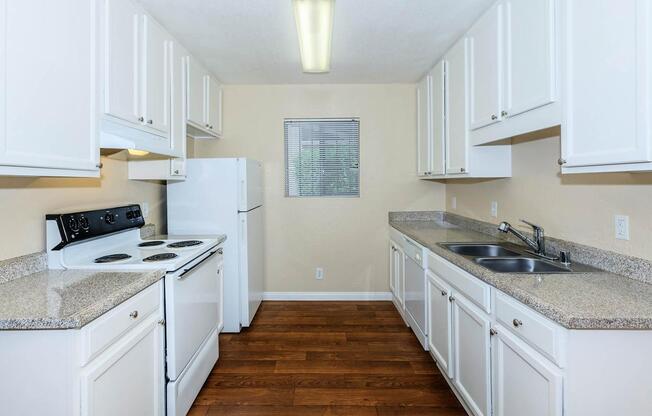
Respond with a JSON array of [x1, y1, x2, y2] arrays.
[[520, 219, 543, 232]]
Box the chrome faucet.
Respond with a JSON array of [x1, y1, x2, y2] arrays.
[[497, 219, 550, 258]]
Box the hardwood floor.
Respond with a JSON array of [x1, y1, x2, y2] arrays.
[[189, 301, 467, 416]]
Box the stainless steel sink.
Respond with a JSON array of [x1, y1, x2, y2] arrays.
[[474, 257, 570, 273], [442, 243, 523, 258]]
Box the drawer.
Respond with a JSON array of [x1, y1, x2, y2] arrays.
[[80, 281, 162, 366], [428, 251, 491, 313], [494, 291, 565, 366]]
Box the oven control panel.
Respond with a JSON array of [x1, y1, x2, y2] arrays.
[[47, 204, 145, 248]]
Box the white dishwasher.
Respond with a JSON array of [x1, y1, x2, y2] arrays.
[[402, 236, 429, 350]]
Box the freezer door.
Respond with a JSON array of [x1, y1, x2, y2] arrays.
[[238, 159, 263, 211], [238, 207, 264, 326]]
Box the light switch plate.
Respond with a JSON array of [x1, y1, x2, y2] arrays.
[[315, 268, 324, 280], [615, 215, 630, 240], [451, 196, 457, 210], [491, 201, 498, 218]]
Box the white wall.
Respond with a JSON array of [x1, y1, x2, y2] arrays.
[[446, 130, 652, 261], [0, 153, 166, 261], [193, 84, 445, 293]]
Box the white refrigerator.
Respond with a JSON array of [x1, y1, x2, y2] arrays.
[[167, 158, 264, 332]]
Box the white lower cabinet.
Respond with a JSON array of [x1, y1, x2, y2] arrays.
[[389, 239, 406, 311], [81, 313, 165, 416], [451, 292, 492, 416], [491, 324, 563, 416], [426, 271, 453, 378]]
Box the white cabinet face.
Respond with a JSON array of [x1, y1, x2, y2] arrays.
[[389, 241, 397, 295], [492, 325, 563, 416], [395, 245, 406, 308], [81, 315, 164, 416], [562, 0, 652, 167], [104, 0, 140, 125], [430, 62, 446, 176], [503, 0, 556, 118], [445, 38, 469, 175], [142, 16, 170, 134], [186, 57, 207, 127], [427, 273, 453, 378], [170, 40, 188, 158], [417, 74, 431, 175], [0, 0, 99, 174], [468, 2, 503, 130], [207, 76, 223, 136], [452, 294, 492, 416]]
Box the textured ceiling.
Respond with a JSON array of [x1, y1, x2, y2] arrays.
[[138, 0, 494, 84]]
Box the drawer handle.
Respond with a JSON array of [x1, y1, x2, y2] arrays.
[[129, 310, 139, 319], [440, 290, 447, 296], [513, 318, 523, 327]]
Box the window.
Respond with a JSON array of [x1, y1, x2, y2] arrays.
[[284, 118, 360, 197]]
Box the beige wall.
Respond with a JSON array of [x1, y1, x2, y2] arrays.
[[0, 153, 166, 261], [193, 84, 445, 293], [446, 131, 652, 261]]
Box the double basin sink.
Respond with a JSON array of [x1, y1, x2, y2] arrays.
[[440, 243, 573, 274]]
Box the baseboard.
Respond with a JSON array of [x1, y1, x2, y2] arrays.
[[262, 292, 393, 301]]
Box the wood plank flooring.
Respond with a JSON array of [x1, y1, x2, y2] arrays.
[[189, 301, 466, 416]]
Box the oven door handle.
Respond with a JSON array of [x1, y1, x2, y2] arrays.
[[177, 250, 218, 280]]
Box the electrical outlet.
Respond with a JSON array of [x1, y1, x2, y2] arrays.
[[315, 267, 324, 280], [491, 201, 498, 218], [615, 215, 630, 240], [141, 202, 149, 219], [451, 196, 457, 210]]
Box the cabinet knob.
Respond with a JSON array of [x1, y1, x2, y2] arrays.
[[129, 310, 139, 319], [209, 125, 214, 130], [460, 167, 466, 173], [440, 290, 447, 296], [557, 158, 567, 166], [513, 318, 523, 327], [501, 110, 508, 117], [158, 319, 165, 326], [147, 119, 153, 125], [138, 116, 144, 122], [491, 114, 498, 120], [490, 328, 498, 336], [205, 123, 210, 128], [174, 169, 180, 174], [448, 295, 455, 303], [96, 163, 103, 169]]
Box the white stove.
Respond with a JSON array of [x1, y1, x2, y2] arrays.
[[46, 205, 223, 416]]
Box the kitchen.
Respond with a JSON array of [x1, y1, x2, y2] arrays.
[[1, 0, 651, 415]]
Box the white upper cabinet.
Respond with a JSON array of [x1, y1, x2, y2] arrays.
[[104, 0, 140, 125], [0, 0, 100, 177], [503, 0, 556, 118], [416, 74, 432, 176], [561, 0, 652, 173], [445, 38, 470, 175], [141, 15, 170, 134], [468, 2, 503, 130], [430, 62, 447, 176], [186, 57, 222, 139]]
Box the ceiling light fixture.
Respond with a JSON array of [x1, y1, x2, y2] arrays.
[[127, 149, 149, 156], [292, 0, 335, 73]]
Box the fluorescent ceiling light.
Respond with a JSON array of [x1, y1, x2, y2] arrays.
[[292, 0, 335, 73], [127, 149, 149, 156]]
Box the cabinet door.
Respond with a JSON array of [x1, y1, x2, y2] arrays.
[[395, 245, 406, 309], [492, 325, 563, 416], [503, 0, 556, 118], [430, 61, 446, 176], [103, 0, 140, 125], [81, 314, 164, 416], [142, 15, 170, 134], [468, 2, 503, 130], [445, 38, 469, 175], [452, 293, 492, 416], [416, 74, 431, 176], [562, 0, 652, 167], [427, 272, 453, 378], [169, 40, 188, 159], [206, 76, 223, 136], [186, 56, 207, 127], [389, 241, 397, 295], [0, 0, 99, 174]]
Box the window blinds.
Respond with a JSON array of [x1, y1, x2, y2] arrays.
[[284, 118, 360, 197]]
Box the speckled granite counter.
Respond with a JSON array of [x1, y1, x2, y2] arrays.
[[390, 213, 652, 330], [0, 268, 164, 330]]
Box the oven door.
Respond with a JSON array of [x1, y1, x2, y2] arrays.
[[165, 248, 220, 380]]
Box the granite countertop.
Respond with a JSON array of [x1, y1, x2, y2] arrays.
[[390, 216, 652, 330], [0, 268, 165, 330]]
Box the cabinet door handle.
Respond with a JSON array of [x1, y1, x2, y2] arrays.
[[440, 290, 447, 296], [460, 167, 466, 173], [491, 114, 498, 120], [501, 110, 508, 117], [448, 295, 455, 302], [147, 119, 153, 125], [490, 328, 498, 336], [557, 158, 567, 166], [174, 169, 180, 174], [513, 318, 523, 328], [158, 319, 165, 326], [129, 310, 139, 319], [96, 163, 103, 169]]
